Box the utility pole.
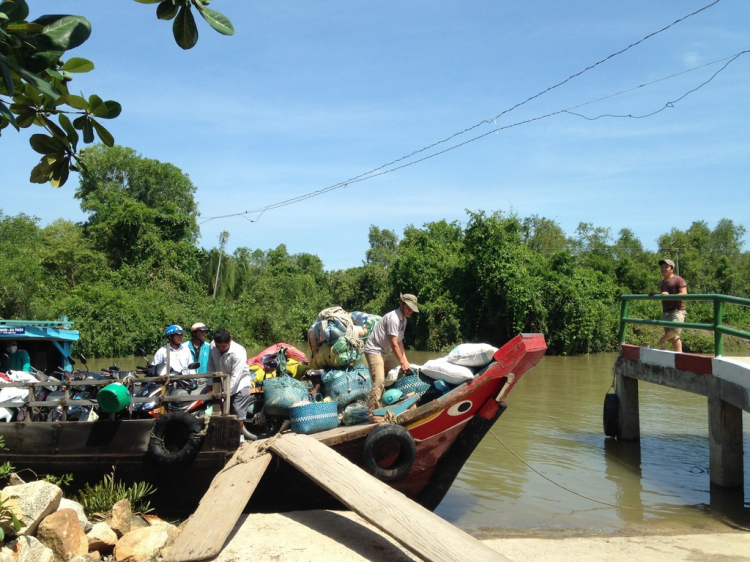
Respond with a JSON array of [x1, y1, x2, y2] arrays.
[[675, 248, 680, 277], [213, 231, 229, 298]]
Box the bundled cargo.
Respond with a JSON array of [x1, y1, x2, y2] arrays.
[[321, 364, 371, 410], [350, 311, 382, 340], [308, 306, 366, 369]]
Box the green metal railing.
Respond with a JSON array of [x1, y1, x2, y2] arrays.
[[618, 294, 750, 356]]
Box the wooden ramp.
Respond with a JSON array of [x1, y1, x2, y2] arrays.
[[270, 433, 507, 562], [165, 442, 272, 562]]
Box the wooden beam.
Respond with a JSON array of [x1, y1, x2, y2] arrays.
[[270, 433, 507, 562], [164, 442, 272, 562]]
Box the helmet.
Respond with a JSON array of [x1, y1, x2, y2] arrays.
[[165, 325, 184, 336], [191, 322, 208, 333], [381, 388, 403, 406]]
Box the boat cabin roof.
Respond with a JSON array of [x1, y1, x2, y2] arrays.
[[0, 318, 79, 373]]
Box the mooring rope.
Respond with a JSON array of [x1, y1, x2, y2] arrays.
[[488, 429, 634, 509]]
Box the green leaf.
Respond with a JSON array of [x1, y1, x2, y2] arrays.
[[50, 157, 70, 187], [0, 0, 29, 23], [88, 94, 108, 118], [29, 133, 66, 154], [6, 22, 44, 32], [0, 57, 14, 97], [198, 7, 234, 36], [40, 114, 67, 142], [91, 118, 114, 147], [58, 113, 78, 151], [62, 57, 94, 73], [47, 68, 64, 80], [157, 0, 179, 21], [32, 15, 92, 51], [0, 100, 18, 130], [82, 116, 94, 143], [60, 94, 89, 110], [101, 100, 122, 119], [132, 0, 163, 4], [5, 59, 61, 100], [173, 5, 198, 50]]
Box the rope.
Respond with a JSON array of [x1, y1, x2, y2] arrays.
[[488, 429, 633, 509]]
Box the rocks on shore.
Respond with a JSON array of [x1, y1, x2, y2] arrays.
[[0, 476, 181, 562]]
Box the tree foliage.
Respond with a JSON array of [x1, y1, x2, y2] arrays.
[[0, 0, 233, 186]]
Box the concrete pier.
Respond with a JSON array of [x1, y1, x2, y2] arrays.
[[614, 345, 750, 488]]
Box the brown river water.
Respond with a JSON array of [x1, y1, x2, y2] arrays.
[[87, 348, 750, 537]]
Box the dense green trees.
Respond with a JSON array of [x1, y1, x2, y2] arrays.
[[1, 146, 749, 356], [0, 0, 233, 186]]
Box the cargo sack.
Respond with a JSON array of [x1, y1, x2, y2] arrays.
[[446, 343, 498, 367], [290, 396, 339, 434], [421, 357, 475, 385], [263, 373, 310, 417], [322, 365, 371, 409]]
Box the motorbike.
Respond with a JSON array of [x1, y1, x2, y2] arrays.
[[131, 348, 201, 419]]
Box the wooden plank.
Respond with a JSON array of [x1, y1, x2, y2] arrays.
[[270, 433, 508, 562], [164, 442, 272, 562]]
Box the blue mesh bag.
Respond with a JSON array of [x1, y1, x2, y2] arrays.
[[322, 365, 371, 409], [290, 397, 339, 434]]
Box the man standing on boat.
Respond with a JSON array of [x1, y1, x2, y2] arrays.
[[188, 322, 210, 374], [207, 328, 252, 428], [652, 258, 687, 352], [152, 325, 193, 375], [364, 293, 419, 411]]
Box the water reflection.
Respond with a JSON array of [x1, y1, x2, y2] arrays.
[[89, 349, 750, 536]]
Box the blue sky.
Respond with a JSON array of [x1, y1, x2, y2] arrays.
[[2, 1, 749, 270]]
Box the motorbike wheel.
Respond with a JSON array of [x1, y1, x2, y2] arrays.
[[242, 394, 284, 441]]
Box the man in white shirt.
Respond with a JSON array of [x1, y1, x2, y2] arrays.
[[152, 325, 193, 376], [207, 328, 252, 425], [364, 293, 419, 410]]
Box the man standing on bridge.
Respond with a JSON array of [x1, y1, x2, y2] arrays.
[[652, 258, 687, 352]]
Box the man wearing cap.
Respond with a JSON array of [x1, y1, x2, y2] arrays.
[[188, 322, 210, 373], [653, 258, 687, 352], [364, 293, 419, 410]]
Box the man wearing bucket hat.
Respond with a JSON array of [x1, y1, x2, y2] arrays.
[[364, 293, 419, 411], [651, 258, 687, 352]]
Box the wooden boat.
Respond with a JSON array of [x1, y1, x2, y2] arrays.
[[0, 331, 546, 515]]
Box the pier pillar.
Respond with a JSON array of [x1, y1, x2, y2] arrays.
[[616, 373, 640, 440], [708, 397, 744, 488]]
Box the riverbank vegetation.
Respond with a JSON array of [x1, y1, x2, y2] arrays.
[[2, 145, 749, 356]]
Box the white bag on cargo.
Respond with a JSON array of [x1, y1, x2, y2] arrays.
[[420, 358, 474, 385], [447, 343, 498, 367]]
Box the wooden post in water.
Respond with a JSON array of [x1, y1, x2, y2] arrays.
[[708, 396, 744, 488], [616, 372, 640, 440]]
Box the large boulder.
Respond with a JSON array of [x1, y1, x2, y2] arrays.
[[37, 508, 88, 561], [113, 523, 179, 562], [5, 535, 55, 562], [2, 481, 62, 536], [106, 498, 132, 538], [87, 521, 118, 554], [59, 497, 92, 532]]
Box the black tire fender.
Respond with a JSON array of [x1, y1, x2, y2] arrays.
[[603, 392, 619, 438], [147, 412, 205, 465], [362, 424, 416, 481]]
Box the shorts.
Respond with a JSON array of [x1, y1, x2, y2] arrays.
[[231, 386, 251, 421], [662, 309, 686, 337]]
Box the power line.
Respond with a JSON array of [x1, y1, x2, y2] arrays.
[[199, 1, 725, 226]]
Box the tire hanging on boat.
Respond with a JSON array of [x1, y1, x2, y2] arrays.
[[362, 424, 416, 481], [147, 411, 205, 465]]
